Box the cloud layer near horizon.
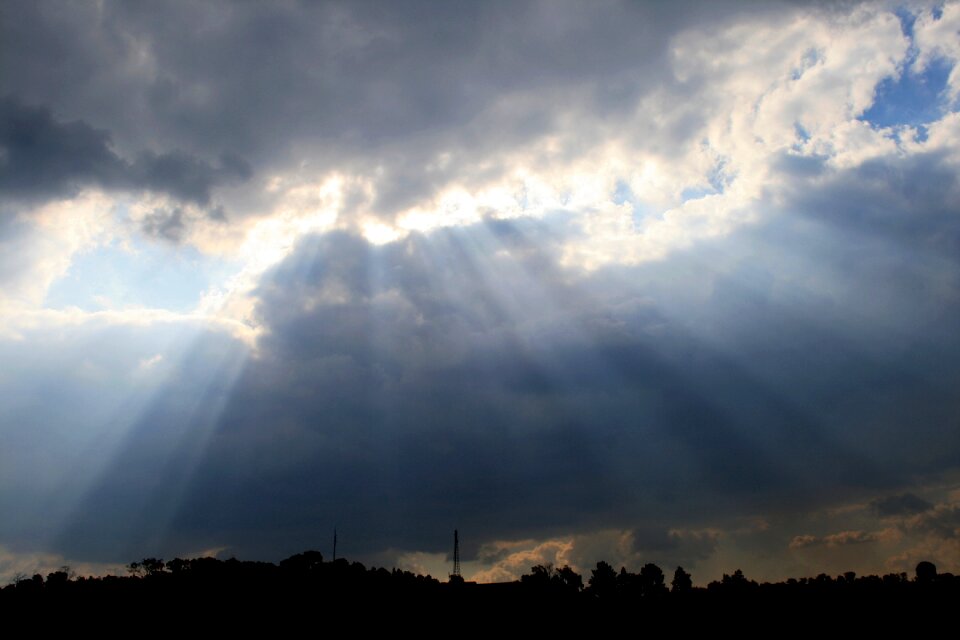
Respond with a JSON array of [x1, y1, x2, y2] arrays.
[[2, 0, 959, 583]]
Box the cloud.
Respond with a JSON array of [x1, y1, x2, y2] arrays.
[[140, 207, 186, 243], [0, 97, 250, 207], [0, 545, 125, 585], [0, 190, 117, 307], [464, 526, 721, 583], [0, 97, 126, 201], [824, 530, 878, 547], [129, 150, 251, 207], [1, 1, 907, 236], [789, 530, 878, 549], [871, 493, 934, 517], [789, 534, 820, 550], [23, 167, 957, 562], [913, 2, 960, 102], [903, 503, 960, 539], [98, 178, 957, 562], [2, 1, 960, 581], [783, 488, 960, 575], [631, 528, 721, 566], [470, 538, 576, 583], [879, 495, 960, 572]]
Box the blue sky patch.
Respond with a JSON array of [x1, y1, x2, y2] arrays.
[[860, 56, 953, 129], [680, 186, 715, 202], [611, 180, 661, 228], [44, 239, 238, 313], [894, 6, 918, 40], [612, 179, 634, 206]]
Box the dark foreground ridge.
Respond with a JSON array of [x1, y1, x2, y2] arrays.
[[2, 553, 956, 629]]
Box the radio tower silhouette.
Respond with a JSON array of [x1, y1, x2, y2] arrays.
[[450, 529, 462, 582]]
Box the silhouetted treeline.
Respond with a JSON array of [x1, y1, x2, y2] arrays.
[[2, 552, 440, 614], [2, 553, 956, 628]]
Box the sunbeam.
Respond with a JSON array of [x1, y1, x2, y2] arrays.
[[52, 324, 249, 560]]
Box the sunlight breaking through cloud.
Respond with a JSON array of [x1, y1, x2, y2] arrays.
[[2, 0, 959, 583]]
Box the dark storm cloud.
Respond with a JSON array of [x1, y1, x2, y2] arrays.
[[175, 150, 958, 560], [785, 150, 960, 256], [0, 97, 251, 207], [129, 150, 251, 206], [0, 98, 125, 200], [50, 143, 960, 562]]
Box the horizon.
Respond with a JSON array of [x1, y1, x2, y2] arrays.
[[2, 0, 959, 586], [6, 544, 950, 588]]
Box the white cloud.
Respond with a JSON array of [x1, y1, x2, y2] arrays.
[[914, 2, 960, 102], [0, 191, 116, 309], [4, 3, 948, 334]]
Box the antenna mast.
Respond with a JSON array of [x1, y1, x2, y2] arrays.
[[452, 529, 461, 579]]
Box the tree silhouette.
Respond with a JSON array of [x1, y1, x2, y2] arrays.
[[915, 561, 936, 583], [166, 558, 190, 574], [279, 550, 324, 574], [45, 570, 69, 588], [127, 558, 165, 577], [521, 563, 582, 595], [521, 563, 554, 588], [672, 566, 693, 593], [555, 565, 583, 594], [713, 568, 757, 595], [639, 563, 667, 597], [588, 561, 618, 599]]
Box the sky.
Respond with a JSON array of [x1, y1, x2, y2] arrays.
[[1, 0, 959, 585]]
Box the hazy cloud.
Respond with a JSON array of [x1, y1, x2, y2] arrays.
[[824, 530, 879, 547], [789, 534, 820, 550], [629, 527, 721, 569], [872, 493, 934, 517], [903, 504, 960, 539], [790, 530, 878, 549], [141, 207, 186, 242]]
